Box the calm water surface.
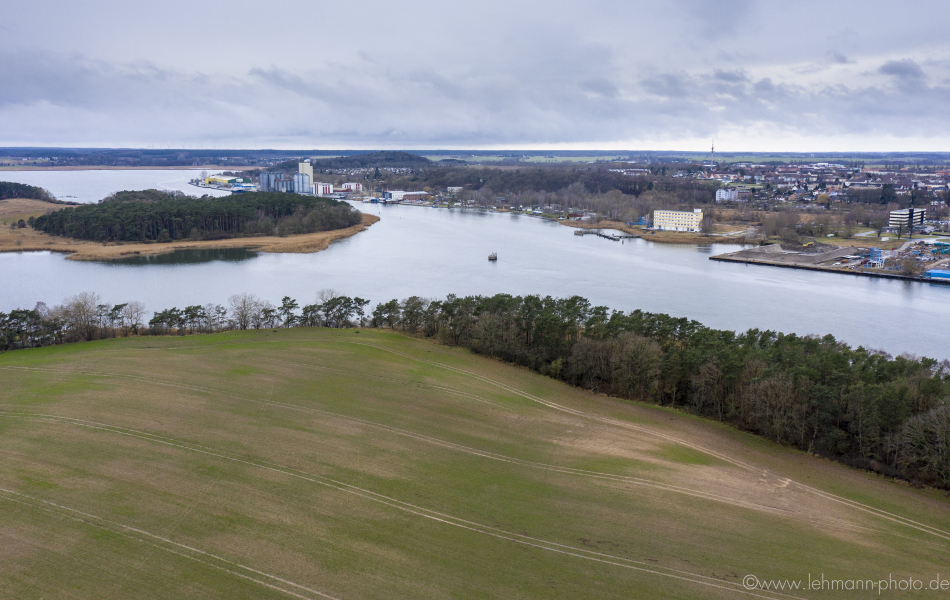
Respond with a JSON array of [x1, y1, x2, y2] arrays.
[[0, 169, 230, 203], [1, 171, 948, 360]]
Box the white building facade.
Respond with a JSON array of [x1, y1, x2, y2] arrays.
[[653, 209, 703, 232], [715, 188, 738, 202], [888, 208, 925, 229], [314, 182, 333, 196]]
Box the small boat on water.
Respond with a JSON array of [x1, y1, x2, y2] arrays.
[[488, 253, 498, 261]]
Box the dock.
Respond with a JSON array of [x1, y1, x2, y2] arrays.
[[574, 230, 640, 241], [709, 254, 950, 285]]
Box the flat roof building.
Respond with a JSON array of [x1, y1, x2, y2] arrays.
[[298, 162, 314, 185], [715, 188, 738, 202], [889, 208, 925, 230], [653, 209, 703, 232]]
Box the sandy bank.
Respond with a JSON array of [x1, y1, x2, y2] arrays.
[[0, 198, 378, 261]]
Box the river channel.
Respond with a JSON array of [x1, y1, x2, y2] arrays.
[[1, 170, 948, 360]]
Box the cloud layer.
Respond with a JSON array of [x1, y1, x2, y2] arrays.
[[2, 0, 949, 150]]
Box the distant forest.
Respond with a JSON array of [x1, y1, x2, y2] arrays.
[[31, 190, 362, 242], [2, 291, 948, 489]]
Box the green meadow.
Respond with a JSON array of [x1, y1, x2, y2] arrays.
[[2, 329, 949, 599]]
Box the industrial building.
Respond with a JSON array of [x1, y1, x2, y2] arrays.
[[342, 182, 363, 192], [383, 190, 431, 202], [259, 172, 282, 192], [401, 191, 431, 202], [653, 209, 703, 232], [292, 172, 312, 194], [298, 162, 313, 186], [314, 182, 333, 196], [259, 165, 313, 195], [889, 208, 925, 230]]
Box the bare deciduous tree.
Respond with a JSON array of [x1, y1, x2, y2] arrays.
[[64, 291, 101, 341], [229, 293, 262, 330]]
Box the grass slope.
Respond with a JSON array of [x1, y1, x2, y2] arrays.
[[1, 329, 948, 599]]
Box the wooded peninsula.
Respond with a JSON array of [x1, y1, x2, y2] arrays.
[[31, 190, 362, 242]]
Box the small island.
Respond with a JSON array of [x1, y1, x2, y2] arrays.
[[1, 189, 378, 261]]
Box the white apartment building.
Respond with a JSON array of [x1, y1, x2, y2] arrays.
[[888, 208, 925, 229], [715, 188, 738, 202], [653, 209, 703, 232]]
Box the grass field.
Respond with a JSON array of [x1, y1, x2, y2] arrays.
[[2, 329, 949, 599]]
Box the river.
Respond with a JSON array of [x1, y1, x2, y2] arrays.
[[2, 170, 948, 360], [0, 168, 231, 203]]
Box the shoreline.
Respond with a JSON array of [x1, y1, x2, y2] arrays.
[[0, 202, 378, 260], [558, 219, 755, 245], [709, 254, 950, 285]]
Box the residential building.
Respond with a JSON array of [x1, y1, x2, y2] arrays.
[[653, 209, 703, 232], [715, 188, 738, 202], [888, 208, 925, 230]]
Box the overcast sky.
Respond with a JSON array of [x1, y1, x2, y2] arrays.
[[2, 0, 949, 151]]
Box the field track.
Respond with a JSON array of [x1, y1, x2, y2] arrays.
[[2, 329, 948, 599]]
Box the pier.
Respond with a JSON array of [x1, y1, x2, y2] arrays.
[[573, 230, 640, 241]]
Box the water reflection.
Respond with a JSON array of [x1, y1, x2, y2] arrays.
[[109, 247, 259, 265]]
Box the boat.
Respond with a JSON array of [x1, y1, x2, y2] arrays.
[[488, 253, 498, 261]]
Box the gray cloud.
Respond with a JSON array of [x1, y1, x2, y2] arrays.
[[1, 1, 950, 149], [829, 51, 854, 65], [713, 69, 750, 83], [879, 59, 926, 80]]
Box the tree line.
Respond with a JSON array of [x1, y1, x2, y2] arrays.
[[30, 191, 362, 242], [0, 181, 56, 202], [2, 291, 948, 489]]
